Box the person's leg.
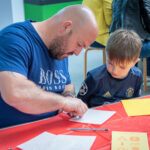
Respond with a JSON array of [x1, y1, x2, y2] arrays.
[[140, 40, 150, 57], [140, 40, 150, 76], [90, 41, 105, 48], [147, 58, 150, 76]]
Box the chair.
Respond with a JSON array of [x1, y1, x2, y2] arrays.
[[84, 47, 147, 92], [84, 47, 106, 78], [142, 58, 147, 92]]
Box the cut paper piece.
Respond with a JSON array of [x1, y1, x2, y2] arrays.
[[18, 132, 96, 150], [18, 132, 55, 150], [70, 109, 115, 124], [122, 98, 150, 116], [111, 131, 149, 150], [50, 134, 96, 150]]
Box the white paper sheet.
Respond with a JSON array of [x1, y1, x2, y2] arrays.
[[70, 109, 115, 124], [18, 132, 55, 150], [18, 132, 96, 150], [50, 134, 96, 150]]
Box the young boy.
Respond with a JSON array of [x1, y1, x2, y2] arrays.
[[77, 29, 143, 108]]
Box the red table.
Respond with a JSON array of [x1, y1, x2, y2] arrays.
[[0, 96, 150, 150]]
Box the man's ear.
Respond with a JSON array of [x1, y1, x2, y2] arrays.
[[59, 21, 72, 35]]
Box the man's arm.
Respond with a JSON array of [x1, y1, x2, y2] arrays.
[[0, 71, 88, 117], [141, 0, 150, 33]]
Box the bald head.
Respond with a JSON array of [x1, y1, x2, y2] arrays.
[[35, 5, 98, 60], [54, 4, 98, 34], [57, 5, 96, 22]]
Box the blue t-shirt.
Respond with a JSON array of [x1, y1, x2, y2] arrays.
[[77, 64, 142, 108], [0, 20, 71, 128]]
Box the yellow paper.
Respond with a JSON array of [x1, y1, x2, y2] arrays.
[[111, 131, 149, 150], [121, 98, 150, 116]]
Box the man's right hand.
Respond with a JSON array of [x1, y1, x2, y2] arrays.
[[61, 97, 88, 117]]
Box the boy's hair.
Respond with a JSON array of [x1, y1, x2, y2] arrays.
[[106, 29, 142, 64]]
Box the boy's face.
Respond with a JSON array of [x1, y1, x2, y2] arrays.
[[106, 58, 140, 79]]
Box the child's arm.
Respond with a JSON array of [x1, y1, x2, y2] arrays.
[[77, 73, 97, 107], [134, 74, 143, 97]]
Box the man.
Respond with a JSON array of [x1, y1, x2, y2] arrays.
[[0, 4, 98, 128]]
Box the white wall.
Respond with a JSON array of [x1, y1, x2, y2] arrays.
[[69, 49, 103, 94], [11, 0, 25, 23], [0, 0, 24, 30]]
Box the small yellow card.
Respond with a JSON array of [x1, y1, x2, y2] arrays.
[[121, 98, 150, 116], [111, 131, 149, 150]]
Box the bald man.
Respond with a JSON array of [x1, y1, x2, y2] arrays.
[[0, 5, 98, 128]]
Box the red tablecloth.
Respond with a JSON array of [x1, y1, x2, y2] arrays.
[[0, 96, 150, 150]]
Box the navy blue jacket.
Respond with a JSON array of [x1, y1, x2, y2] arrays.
[[110, 0, 150, 40]]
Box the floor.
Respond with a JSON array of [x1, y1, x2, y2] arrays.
[[69, 49, 150, 97]]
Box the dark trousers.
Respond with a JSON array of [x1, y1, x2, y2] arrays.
[[140, 40, 150, 76]]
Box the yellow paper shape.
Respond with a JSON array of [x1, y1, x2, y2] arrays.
[[121, 98, 150, 116], [111, 131, 149, 150]]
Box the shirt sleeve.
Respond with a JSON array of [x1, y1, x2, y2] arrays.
[[0, 32, 31, 77], [77, 72, 97, 107], [103, 0, 113, 26], [140, 0, 150, 33]]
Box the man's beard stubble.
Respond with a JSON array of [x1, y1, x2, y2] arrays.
[[48, 31, 72, 60], [48, 36, 66, 60]]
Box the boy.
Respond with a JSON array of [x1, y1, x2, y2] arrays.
[[77, 29, 143, 108]]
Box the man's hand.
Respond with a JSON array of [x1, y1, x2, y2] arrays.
[[61, 97, 88, 117]]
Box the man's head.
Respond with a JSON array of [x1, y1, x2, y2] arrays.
[[47, 4, 98, 60], [105, 29, 142, 79]]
